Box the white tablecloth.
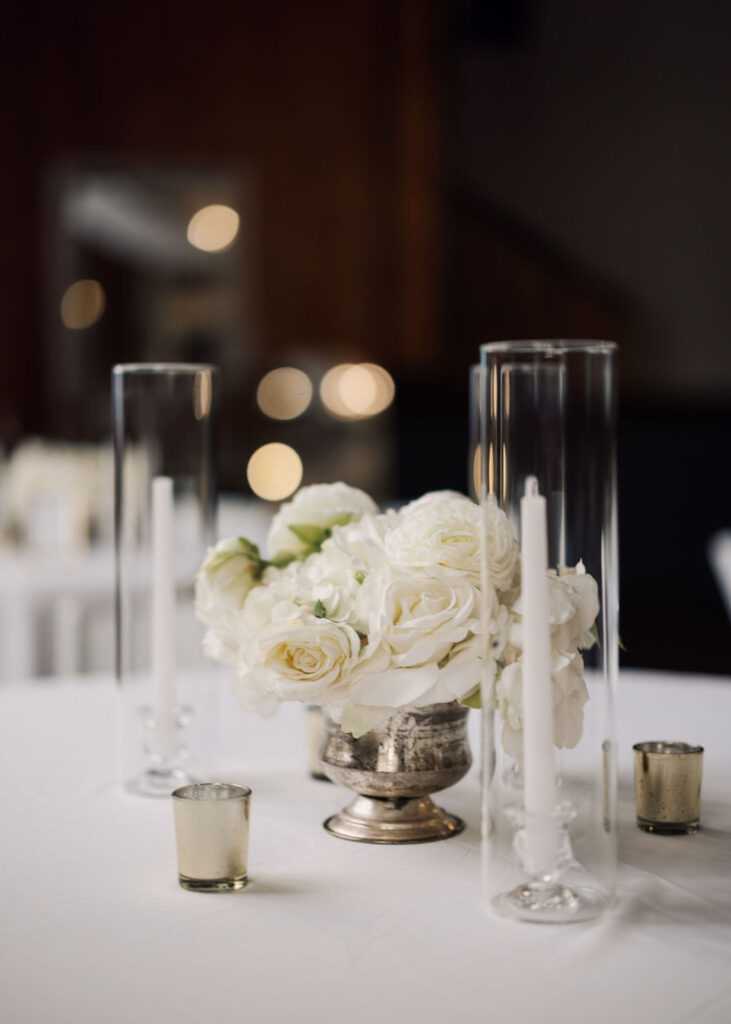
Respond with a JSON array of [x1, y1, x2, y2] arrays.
[[1, 670, 730, 1024]]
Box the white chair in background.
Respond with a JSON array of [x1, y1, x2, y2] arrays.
[[0, 493, 273, 680]]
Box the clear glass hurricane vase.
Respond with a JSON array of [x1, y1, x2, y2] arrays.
[[479, 340, 618, 923], [113, 363, 219, 796]]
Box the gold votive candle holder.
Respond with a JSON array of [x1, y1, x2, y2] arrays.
[[172, 783, 251, 891], [633, 741, 703, 834]]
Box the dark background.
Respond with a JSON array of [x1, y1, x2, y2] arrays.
[[2, 0, 730, 674]]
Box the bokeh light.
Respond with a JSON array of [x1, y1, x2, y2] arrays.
[[246, 443, 303, 501], [60, 279, 106, 329], [359, 362, 395, 415], [338, 365, 377, 415], [186, 204, 240, 253], [256, 367, 313, 420], [319, 362, 395, 420]]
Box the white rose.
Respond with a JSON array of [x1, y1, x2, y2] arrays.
[[240, 614, 362, 704], [366, 570, 480, 668], [482, 496, 520, 592], [229, 671, 281, 717], [384, 495, 482, 581], [266, 482, 378, 559], [414, 633, 484, 708], [340, 703, 397, 739], [344, 571, 483, 721]]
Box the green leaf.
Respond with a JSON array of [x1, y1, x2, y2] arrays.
[[237, 537, 261, 559], [313, 599, 327, 618], [589, 622, 626, 653], [460, 689, 482, 709], [288, 515, 353, 552], [289, 523, 330, 548], [268, 552, 298, 569]]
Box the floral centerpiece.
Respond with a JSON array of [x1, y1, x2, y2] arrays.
[[195, 482, 599, 757]]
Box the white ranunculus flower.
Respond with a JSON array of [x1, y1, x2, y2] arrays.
[[266, 482, 378, 560], [482, 495, 520, 592], [495, 650, 590, 759], [399, 490, 471, 515], [239, 541, 365, 633], [239, 564, 300, 636], [240, 614, 362, 704], [298, 539, 365, 626], [329, 512, 392, 575], [385, 494, 482, 581]]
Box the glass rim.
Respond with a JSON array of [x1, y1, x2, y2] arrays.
[[172, 782, 251, 801], [633, 741, 704, 756], [480, 339, 617, 356], [113, 362, 219, 376]]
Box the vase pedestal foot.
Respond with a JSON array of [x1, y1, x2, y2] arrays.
[[323, 793, 465, 844]]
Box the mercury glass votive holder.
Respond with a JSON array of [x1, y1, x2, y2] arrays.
[[173, 783, 251, 891], [633, 741, 704, 834]]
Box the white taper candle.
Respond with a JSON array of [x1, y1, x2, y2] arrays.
[[152, 476, 176, 760], [520, 476, 558, 868]]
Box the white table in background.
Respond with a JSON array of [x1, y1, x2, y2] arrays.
[[0, 669, 729, 1024]]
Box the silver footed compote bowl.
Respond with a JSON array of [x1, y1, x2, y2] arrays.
[[319, 701, 471, 844]]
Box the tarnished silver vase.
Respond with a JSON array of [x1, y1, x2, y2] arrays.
[[319, 702, 472, 844]]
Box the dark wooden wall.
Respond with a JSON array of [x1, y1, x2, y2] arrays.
[[1, 0, 442, 439]]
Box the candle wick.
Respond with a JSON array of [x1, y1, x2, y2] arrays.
[[525, 475, 539, 498]]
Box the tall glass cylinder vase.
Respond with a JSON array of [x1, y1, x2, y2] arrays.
[[113, 363, 219, 796], [479, 341, 618, 922]]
